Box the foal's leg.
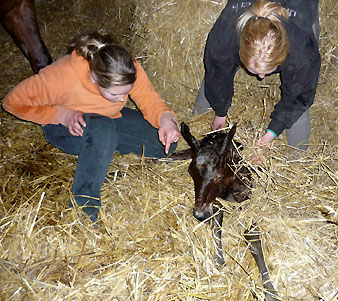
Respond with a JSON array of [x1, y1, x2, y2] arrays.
[[211, 204, 225, 266], [244, 224, 279, 301]]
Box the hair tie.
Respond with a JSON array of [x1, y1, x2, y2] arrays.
[[97, 43, 106, 50], [248, 15, 266, 23]]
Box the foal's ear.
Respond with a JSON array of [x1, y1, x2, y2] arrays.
[[227, 122, 237, 143], [181, 122, 200, 152], [220, 122, 237, 155]]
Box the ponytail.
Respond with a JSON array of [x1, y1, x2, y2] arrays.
[[70, 33, 108, 61], [236, 0, 288, 33], [236, 0, 289, 74]]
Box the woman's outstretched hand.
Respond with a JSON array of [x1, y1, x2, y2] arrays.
[[251, 131, 275, 164], [159, 113, 181, 154]]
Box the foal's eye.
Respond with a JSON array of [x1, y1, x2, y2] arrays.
[[196, 156, 205, 165]]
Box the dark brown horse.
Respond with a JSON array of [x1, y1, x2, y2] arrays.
[[0, 0, 52, 73]]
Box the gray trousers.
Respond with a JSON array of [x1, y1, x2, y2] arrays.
[[193, 15, 320, 151]]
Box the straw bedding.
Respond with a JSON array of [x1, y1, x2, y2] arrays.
[[0, 0, 337, 300]]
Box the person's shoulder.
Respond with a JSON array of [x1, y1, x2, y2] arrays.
[[217, 0, 252, 22], [285, 22, 318, 55], [210, 0, 251, 39], [207, 16, 239, 58], [39, 54, 72, 75], [282, 27, 320, 72], [279, 0, 318, 32], [37, 53, 79, 87]]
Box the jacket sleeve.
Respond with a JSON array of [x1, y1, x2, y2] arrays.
[[203, 5, 241, 117], [267, 38, 321, 136], [204, 50, 240, 117], [128, 60, 176, 128]]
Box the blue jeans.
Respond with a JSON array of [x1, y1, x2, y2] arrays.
[[43, 107, 177, 223]]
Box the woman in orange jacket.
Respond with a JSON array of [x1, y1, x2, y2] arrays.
[[2, 33, 181, 224]]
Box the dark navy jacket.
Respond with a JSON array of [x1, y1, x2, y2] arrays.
[[204, 0, 320, 136]]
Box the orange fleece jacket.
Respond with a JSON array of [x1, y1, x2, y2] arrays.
[[2, 51, 174, 128]]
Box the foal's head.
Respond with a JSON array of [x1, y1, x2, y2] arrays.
[[181, 122, 241, 222]]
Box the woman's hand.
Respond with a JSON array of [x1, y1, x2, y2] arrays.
[[251, 131, 275, 164], [55, 106, 86, 136], [159, 114, 181, 154], [259, 131, 275, 146], [65, 110, 86, 136], [212, 115, 227, 131]]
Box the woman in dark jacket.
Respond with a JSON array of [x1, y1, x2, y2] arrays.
[[193, 0, 320, 152]]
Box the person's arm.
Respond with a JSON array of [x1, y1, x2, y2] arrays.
[[202, 8, 241, 132], [267, 39, 321, 138], [204, 37, 240, 130], [2, 56, 72, 125], [204, 55, 239, 119], [203, 22, 241, 119], [128, 60, 180, 153], [55, 106, 86, 136], [2, 75, 59, 124], [128, 60, 175, 128]]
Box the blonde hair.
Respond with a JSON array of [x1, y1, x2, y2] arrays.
[[69, 33, 136, 88], [236, 0, 289, 74]]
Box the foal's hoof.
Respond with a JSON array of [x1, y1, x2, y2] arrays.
[[215, 255, 225, 267]]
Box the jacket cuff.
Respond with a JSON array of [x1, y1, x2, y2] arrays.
[[266, 129, 277, 138], [212, 101, 230, 117], [159, 111, 177, 128], [214, 111, 227, 117], [267, 119, 285, 137], [213, 106, 228, 117]]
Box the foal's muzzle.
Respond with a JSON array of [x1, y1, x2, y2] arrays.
[[193, 207, 212, 223]]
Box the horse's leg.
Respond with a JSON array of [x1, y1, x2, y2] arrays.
[[211, 204, 225, 266], [0, 0, 16, 16], [1, 0, 52, 73], [244, 223, 279, 301]]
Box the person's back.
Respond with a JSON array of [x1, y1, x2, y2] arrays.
[[193, 0, 320, 156]]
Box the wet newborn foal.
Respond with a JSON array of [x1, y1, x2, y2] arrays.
[[172, 122, 279, 301]]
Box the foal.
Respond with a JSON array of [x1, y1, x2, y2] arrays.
[[173, 122, 279, 301]]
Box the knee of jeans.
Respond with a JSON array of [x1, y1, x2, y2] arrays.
[[82, 114, 119, 155], [83, 114, 118, 146], [84, 114, 112, 129]]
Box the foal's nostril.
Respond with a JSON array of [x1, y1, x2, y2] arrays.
[[193, 208, 212, 222]]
